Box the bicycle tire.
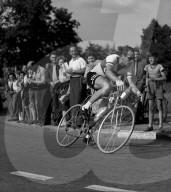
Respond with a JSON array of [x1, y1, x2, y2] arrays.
[[97, 105, 135, 154], [56, 104, 86, 147]]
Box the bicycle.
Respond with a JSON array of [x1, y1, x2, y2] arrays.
[[56, 87, 136, 154]]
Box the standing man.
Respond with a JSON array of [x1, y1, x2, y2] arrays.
[[66, 45, 86, 108], [29, 63, 51, 126], [131, 49, 147, 123], [132, 50, 147, 91], [46, 52, 60, 125]]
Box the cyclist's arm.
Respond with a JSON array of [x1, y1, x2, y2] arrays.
[[127, 74, 141, 95], [105, 64, 120, 82]]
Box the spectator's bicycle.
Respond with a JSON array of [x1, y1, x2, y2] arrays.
[[56, 87, 137, 154]]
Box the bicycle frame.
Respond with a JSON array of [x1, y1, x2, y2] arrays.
[[88, 90, 122, 130]]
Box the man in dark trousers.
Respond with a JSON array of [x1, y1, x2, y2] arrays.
[[131, 49, 147, 123], [46, 52, 60, 125], [66, 46, 86, 110]]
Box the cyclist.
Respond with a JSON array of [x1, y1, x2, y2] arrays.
[[82, 47, 142, 113]]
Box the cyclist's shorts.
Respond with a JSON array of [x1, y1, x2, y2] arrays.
[[87, 71, 101, 90]]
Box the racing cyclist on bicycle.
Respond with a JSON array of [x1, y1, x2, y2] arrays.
[[82, 46, 142, 112]]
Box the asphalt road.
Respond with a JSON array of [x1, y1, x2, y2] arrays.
[[1, 102, 171, 192]]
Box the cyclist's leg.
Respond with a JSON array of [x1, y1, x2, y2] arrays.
[[82, 75, 110, 110]]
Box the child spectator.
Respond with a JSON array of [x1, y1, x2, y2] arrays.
[[144, 52, 167, 132]]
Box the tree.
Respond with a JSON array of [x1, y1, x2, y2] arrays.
[[0, 0, 81, 66], [140, 19, 171, 80], [37, 44, 84, 66], [83, 42, 116, 61]]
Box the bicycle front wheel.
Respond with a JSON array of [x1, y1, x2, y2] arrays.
[[56, 104, 86, 147], [97, 105, 135, 154]]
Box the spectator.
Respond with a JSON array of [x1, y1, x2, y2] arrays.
[[66, 45, 86, 111], [25, 66, 37, 124], [144, 52, 167, 132], [21, 71, 30, 124], [46, 52, 60, 125], [3, 66, 11, 90], [45, 63, 50, 69], [22, 64, 27, 74], [14, 66, 21, 79], [57, 56, 70, 126], [27, 61, 35, 69], [29, 63, 51, 126], [7, 73, 16, 121], [9, 71, 22, 121], [17, 71, 25, 123], [84, 54, 96, 83], [131, 49, 147, 123], [84, 53, 102, 114]]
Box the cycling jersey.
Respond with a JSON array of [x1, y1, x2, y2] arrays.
[[90, 54, 133, 77], [87, 54, 133, 89], [90, 54, 119, 76]]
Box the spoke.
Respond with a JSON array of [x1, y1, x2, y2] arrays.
[[104, 131, 118, 151], [61, 131, 70, 145]]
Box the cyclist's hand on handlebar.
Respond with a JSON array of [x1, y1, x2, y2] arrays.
[[137, 90, 143, 102], [116, 80, 125, 91]]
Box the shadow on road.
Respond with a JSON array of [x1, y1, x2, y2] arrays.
[[43, 127, 87, 159], [129, 139, 171, 159], [0, 106, 16, 172]]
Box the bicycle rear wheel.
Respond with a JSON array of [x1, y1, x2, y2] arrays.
[[56, 104, 86, 147], [97, 105, 135, 154]]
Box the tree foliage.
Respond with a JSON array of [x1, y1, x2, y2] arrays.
[[140, 19, 171, 80], [141, 19, 171, 66], [83, 42, 116, 61], [0, 0, 81, 66]]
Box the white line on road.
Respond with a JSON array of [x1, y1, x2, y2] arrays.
[[85, 185, 137, 192], [11, 171, 53, 181]]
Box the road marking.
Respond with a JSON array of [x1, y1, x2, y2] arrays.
[[85, 185, 137, 192], [11, 171, 53, 181], [94, 130, 156, 140]]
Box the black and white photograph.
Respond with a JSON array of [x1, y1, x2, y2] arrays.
[[0, 0, 171, 191]]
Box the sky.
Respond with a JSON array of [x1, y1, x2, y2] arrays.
[[52, 0, 171, 49]]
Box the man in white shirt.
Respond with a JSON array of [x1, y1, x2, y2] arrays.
[[66, 45, 86, 108]]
